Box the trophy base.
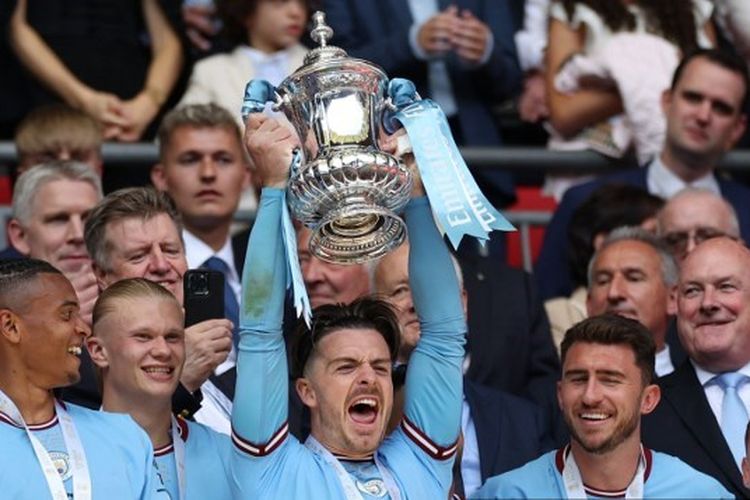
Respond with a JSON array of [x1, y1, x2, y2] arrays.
[[309, 203, 406, 264], [288, 147, 412, 265]]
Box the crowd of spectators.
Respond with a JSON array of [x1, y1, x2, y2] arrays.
[[3, 1, 750, 499]]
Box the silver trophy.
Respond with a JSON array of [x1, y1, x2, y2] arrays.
[[263, 12, 412, 264]]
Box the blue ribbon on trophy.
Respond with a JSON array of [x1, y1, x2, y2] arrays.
[[383, 78, 515, 249], [242, 80, 312, 325]]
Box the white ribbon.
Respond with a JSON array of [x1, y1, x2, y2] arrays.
[[304, 435, 402, 500], [0, 390, 91, 500], [171, 416, 187, 500], [561, 444, 645, 499]]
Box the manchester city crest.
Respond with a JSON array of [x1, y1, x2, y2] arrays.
[[356, 478, 387, 497], [49, 451, 71, 481]]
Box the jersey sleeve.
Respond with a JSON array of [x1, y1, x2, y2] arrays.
[[231, 188, 291, 456], [400, 196, 466, 459]]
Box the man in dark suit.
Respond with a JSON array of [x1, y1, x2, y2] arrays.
[[373, 241, 556, 496], [642, 237, 750, 498], [325, 0, 521, 209], [374, 241, 560, 402], [536, 48, 750, 300]]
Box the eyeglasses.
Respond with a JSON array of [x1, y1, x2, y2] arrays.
[[662, 227, 735, 256]]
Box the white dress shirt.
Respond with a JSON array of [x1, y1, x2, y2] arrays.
[[460, 397, 482, 497], [654, 344, 675, 378], [646, 156, 720, 199]]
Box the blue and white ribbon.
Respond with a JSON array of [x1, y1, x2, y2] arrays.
[[242, 79, 312, 325], [383, 78, 514, 249], [241, 79, 278, 122]]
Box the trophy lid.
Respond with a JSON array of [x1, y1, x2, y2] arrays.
[[303, 11, 348, 65], [282, 10, 386, 86]]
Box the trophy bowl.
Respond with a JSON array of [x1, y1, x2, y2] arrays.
[[275, 12, 412, 264]]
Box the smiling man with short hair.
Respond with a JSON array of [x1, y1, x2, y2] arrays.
[[474, 315, 730, 499]]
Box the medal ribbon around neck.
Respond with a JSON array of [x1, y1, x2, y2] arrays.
[[242, 79, 312, 326], [561, 444, 645, 499], [305, 435, 402, 500], [170, 416, 187, 500], [0, 390, 91, 500]]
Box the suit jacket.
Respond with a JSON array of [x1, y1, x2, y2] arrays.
[[464, 378, 553, 483], [324, 0, 521, 205], [642, 361, 750, 498], [178, 44, 308, 127], [535, 166, 750, 300], [462, 255, 559, 399], [461, 255, 566, 445]]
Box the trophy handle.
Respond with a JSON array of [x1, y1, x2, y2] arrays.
[[241, 79, 284, 121], [382, 78, 421, 134]]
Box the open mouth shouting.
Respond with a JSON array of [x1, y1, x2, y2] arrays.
[[347, 395, 380, 430]]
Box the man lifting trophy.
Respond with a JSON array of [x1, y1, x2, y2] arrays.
[[242, 11, 512, 320]]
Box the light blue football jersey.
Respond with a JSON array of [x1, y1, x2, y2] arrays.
[[230, 192, 466, 499], [0, 402, 153, 499], [152, 417, 232, 500], [472, 447, 734, 499]]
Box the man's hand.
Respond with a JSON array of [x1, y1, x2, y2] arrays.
[[452, 9, 491, 65], [66, 264, 99, 327], [417, 6, 458, 57], [182, 4, 220, 52], [180, 318, 233, 393], [244, 114, 298, 189], [381, 130, 425, 198]]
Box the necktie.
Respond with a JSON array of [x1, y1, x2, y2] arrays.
[[716, 372, 749, 468], [201, 256, 240, 347]]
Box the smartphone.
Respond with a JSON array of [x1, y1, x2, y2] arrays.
[[184, 269, 225, 327]]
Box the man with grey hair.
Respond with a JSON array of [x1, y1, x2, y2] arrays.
[[84, 186, 234, 431], [657, 187, 742, 262], [6, 161, 102, 324], [586, 226, 682, 376]]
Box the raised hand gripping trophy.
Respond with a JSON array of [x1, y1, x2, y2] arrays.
[[242, 12, 412, 265], [243, 12, 513, 321]]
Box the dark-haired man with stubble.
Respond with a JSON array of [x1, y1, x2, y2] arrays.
[[474, 315, 730, 499], [229, 113, 465, 498]]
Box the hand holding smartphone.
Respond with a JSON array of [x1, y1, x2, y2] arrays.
[[184, 269, 225, 327]]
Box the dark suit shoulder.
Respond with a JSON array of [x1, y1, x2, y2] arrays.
[[716, 176, 750, 242], [0, 246, 24, 260], [465, 378, 539, 416]]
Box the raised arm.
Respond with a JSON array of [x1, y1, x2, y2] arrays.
[[401, 191, 466, 451], [231, 115, 295, 449]]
